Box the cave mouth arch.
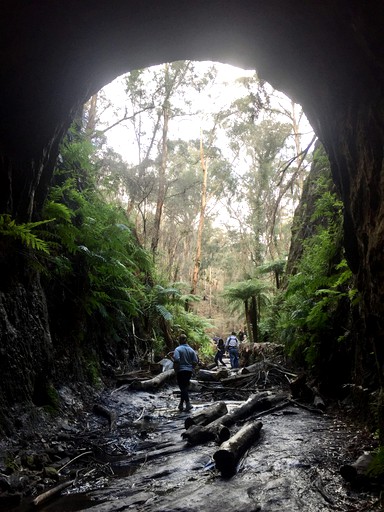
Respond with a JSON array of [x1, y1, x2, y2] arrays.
[[1, 1, 384, 425]]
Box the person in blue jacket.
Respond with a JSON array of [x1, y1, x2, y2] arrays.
[[173, 334, 198, 412]]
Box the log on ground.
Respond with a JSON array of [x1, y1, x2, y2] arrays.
[[181, 393, 285, 445], [115, 369, 153, 383], [181, 422, 230, 445], [213, 421, 263, 476], [220, 373, 259, 387], [218, 392, 286, 426], [185, 401, 228, 429], [195, 369, 229, 382], [129, 369, 175, 390], [241, 362, 264, 374]]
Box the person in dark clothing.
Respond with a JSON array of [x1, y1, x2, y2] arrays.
[[214, 338, 227, 367], [172, 334, 198, 411]]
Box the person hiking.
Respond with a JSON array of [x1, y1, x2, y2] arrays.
[[172, 334, 198, 412], [214, 338, 227, 367], [225, 331, 240, 368]]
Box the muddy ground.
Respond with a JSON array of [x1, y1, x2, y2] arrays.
[[0, 364, 382, 512]]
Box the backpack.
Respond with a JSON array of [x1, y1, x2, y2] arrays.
[[227, 336, 238, 348]]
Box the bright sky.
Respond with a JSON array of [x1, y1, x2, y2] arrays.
[[97, 61, 315, 230], [99, 61, 314, 164], [99, 62, 261, 162]]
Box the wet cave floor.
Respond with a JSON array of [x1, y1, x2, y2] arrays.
[[6, 380, 381, 512]]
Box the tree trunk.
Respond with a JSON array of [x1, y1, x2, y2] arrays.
[[129, 369, 175, 390], [217, 392, 285, 426], [213, 420, 263, 475], [182, 421, 231, 445], [244, 299, 253, 344], [250, 295, 258, 343], [181, 393, 284, 445], [190, 130, 208, 296], [184, 401, 228, 429], [151, 102, 169, 258]]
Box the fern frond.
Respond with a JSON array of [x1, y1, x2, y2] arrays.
[[155, 304, 173, 322], [0, 214, 51, 253]]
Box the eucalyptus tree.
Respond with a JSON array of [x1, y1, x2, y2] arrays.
[[120, 61, 218, 258], [156, 135, 233, 288], [221, 73, 313, 264], [228, 115, 292, 263]]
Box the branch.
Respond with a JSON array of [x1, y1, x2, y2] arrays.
[[93, 105, 155, 136], [269, 135, 317, 252]]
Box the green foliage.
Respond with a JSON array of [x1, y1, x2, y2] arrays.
[[222, 279, 270, 316], [42, 384, 60, 416], [85, 355, 102, 387], [367, 447, 384, 478], [0, 214, 52, 253], [257, 258, 286, 289], [40, 126, 156, 357], [223, 279, 270, 302], [258, 259, 286, 276], [272, 153, 357, 370], [143, 282, 212, 358], [169, 308, 214, 360]]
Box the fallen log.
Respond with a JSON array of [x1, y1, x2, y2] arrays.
[[237, 398, 291, 424], [220, 373, 259, 387], [129, 369, 175, 390], [32, 479, 75, 507], [213, 421, 263, 475], [241, 362, 263, 374], [115, 369, 153, 382], [184, 401, 228, 429], [195, 369, 229, 382], [217, 392, 285, 426], [182, 392, 285, 445], [181, 422, 231, 445]]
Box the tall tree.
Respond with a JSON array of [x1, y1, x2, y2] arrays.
[[191, 130, 208, 296], [221, 74, 312, 265]]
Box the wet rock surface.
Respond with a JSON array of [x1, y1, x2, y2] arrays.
[[0, 377, 381, 512]]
